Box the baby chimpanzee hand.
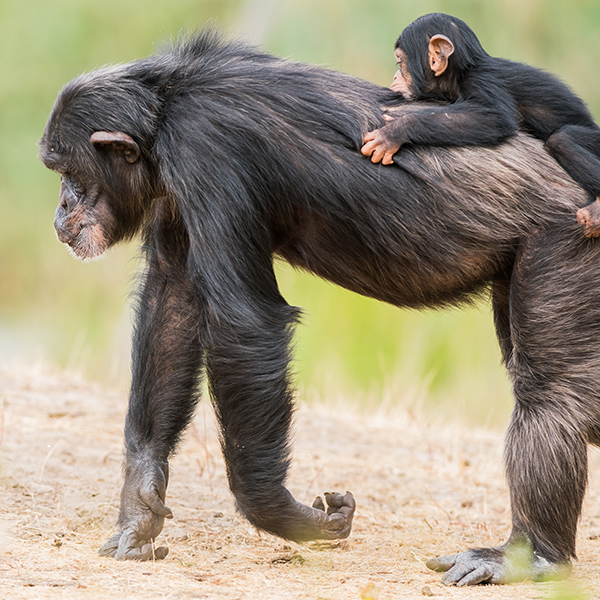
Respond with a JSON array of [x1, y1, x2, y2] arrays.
[[361, 115, 404, 165]]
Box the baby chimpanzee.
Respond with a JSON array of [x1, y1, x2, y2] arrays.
[[361, 12, 600, 237]]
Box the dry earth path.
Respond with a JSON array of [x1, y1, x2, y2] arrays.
[[0, 367, 599, 599]]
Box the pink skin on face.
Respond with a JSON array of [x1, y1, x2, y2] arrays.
[[390, 48, 412, 96]]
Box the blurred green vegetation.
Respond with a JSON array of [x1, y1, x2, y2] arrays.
[[2, 0, 600, 426]]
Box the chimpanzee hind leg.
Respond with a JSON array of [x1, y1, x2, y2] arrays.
[[428, 224, 599, 585], [546, 125, 600, 238], [206, 302, 355, 542]]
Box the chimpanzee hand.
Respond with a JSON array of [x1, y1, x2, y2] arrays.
[[426, 545, 571, 586], [283, 491, 355, 542], [361, 115, 406, 165], [310, 491, 356, 539], [99, 457, 173, 561]]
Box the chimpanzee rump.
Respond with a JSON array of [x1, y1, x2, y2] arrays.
[[40, 29, 599, 585]]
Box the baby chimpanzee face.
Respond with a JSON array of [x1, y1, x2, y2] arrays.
[[390, 48, 412, 98]]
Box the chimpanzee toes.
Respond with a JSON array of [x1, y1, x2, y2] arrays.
[[576, 200, 600, 238], [428, 549, 506, 585], [426, 553, 459, 572], [427, 546, 571, 586]]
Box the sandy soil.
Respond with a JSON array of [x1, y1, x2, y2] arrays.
[[0, 366, 599, 599]]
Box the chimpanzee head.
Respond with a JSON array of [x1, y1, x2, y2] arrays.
[[393, 13, 488, 101], [39, 66, 161, 260]]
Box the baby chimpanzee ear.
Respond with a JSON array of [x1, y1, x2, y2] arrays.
[[90, 131, 140, 164], [428, 34, 455, 77]]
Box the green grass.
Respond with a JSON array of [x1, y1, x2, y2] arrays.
[[2, 0, 599, 425]]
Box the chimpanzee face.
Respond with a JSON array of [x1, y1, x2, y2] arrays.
[[52, 172, 117, 261], [391, 48, 413, 98], [40, 131, 148, 262]]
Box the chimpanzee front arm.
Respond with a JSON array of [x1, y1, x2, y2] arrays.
[[100, 222, 205, 561]]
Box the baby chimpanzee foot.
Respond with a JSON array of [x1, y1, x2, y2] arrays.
[[577, 198, 600, 238]]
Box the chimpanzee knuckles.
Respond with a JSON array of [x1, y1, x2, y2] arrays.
[[99, 530, 169, 561], [319, 491, 356, 537], [324, 491, 355, 513], [312, 496, 326, 511], [98, 460, 171, 561], [90, 131, 140, 163]]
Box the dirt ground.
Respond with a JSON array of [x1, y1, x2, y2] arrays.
[[1, 367, 600, 599]]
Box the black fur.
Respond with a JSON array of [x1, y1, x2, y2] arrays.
[[40, 29, 598, 584], [386, 12, 600, 205]]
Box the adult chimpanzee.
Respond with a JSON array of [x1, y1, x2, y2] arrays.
[[361, 12, 600, 238], [40, 30, 600, 586]]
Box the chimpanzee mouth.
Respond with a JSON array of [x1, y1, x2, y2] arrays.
[[62, 225, 108, 262]]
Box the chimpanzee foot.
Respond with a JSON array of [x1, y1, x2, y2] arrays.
[[426, 545, 571, 586], [576, 199, 600, 238], [99, 457, 172, 561], [287, 491, 355, 542]]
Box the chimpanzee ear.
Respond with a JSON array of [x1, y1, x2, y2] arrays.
[[90, 131, 141, 164], [428, 34, 455, 77]]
